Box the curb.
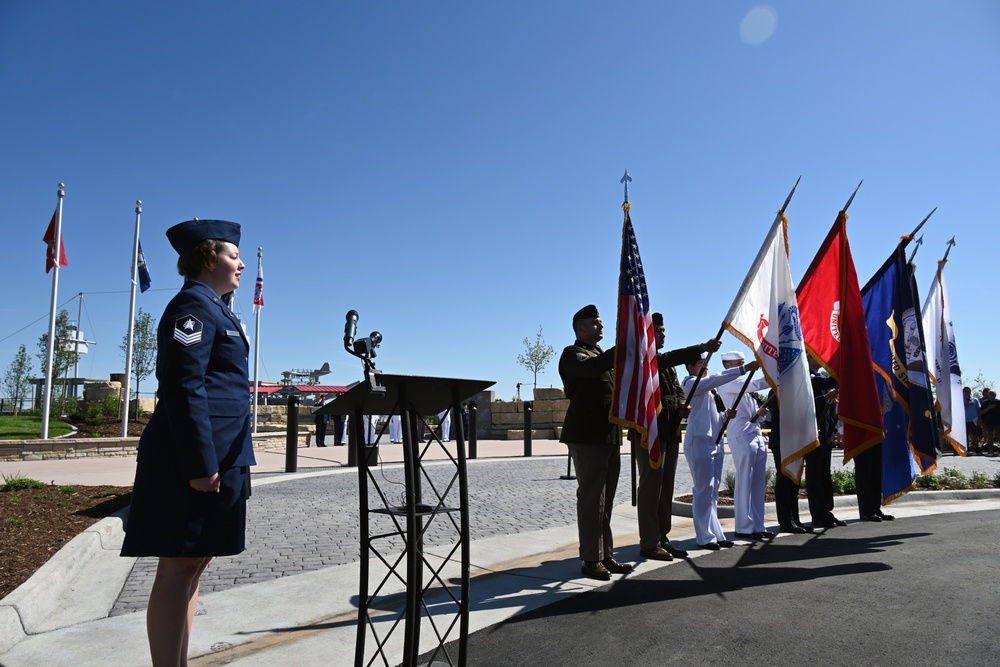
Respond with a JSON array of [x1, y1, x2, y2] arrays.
[[671, 487, 1000, 519], [0, 508, 134, 655]]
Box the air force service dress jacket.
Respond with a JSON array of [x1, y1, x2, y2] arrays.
[[558, 340, 619, 446], [122, 279, 256, 557]]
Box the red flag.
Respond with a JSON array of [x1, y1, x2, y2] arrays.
[[796, 211, 884, 461], [43, 209, 67, 273], [610, 203, 662, 468]]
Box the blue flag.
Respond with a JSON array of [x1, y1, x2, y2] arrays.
[[137, 240, 152, 293], [860, 243, 939, 503]]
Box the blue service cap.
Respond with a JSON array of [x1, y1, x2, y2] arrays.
[[165, 219, 241, 254]]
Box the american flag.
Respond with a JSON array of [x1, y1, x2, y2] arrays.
[[611, 203, 661, 468], [252, 259, 264, 313]]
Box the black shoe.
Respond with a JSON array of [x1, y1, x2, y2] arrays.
[[779, 524, 807, 534], [317, 444, 327, 447], [828, 515, 848, 527], [756, 531, 777, 540], [639, 546, 674, 561], [798, 522, 816, 533], [697, 542, 721, 551], [734, 532, 759, 541], [601, 558, 634, 574], [860, 514, 882, 522], [581, 561, 611, 580], [717, 540, 735, 548], [661, 539, 689, 558], [812, 518, 836, 529], [877, 512, 895, 521]]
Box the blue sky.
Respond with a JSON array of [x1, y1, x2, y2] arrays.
[[2, 1, 998, 403]]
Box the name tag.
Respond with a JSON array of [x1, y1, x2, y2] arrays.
[[226, 329, 240, 337]]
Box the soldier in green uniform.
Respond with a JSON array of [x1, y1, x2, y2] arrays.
[[629, 312, 721, 561], [559, 304, 633, 581]]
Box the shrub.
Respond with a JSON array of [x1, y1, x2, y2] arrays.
[[831, 469, 856, 494], [1, 475, 46, 492], [969, 472, 992, 489], [938, 467, 970, 490], [722, 470, 737, 495], [59, 485, 77, 494], [915, 473, 944, 490], [765, 467, 776, 494]]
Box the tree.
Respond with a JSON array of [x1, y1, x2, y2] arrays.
[[36, 309, 79, 401], [517, 326, 556, 391], [2, 344, 34, 415], [120, 308, 158, 419]]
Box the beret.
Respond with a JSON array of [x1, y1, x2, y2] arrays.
[[572, 304, 600, 323]]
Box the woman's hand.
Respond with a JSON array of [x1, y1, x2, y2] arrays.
[[190, 472, 221, 493]]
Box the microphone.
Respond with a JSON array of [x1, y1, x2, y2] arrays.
[[344, 310, 358, 351]]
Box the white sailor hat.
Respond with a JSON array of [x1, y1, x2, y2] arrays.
[[721, 350, 745, 362]]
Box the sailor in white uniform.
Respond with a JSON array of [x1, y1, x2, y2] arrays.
[[682, 353, 759, 549], [388, 414, 402, 443], [717, 351, 774, 541], [437, 409, 452, 442]]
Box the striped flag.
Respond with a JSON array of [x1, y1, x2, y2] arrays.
[[137, 240, 152, 293], [723, 211, 818, 482], [922, 250, 966, 455], [43, 209, 67, 273], [253, 258, 264, 313], [610, 202, 661, 468]]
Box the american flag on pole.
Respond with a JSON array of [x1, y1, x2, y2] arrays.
[[43, 208, 67, 273], [252, 258, 264, 313], [610, 202, 661, 468]]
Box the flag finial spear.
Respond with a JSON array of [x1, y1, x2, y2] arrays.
[[621, 169, 632, 203], [905, 207, 936, 243], [842, 179, 863, 213], [907, 234, 924, 264], [779, 176, 802, 215], [941, 236, 956, 263]]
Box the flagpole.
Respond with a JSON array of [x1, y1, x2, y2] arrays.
[[685, 177, 801, 407], [715, 369, 757, 445], [40, 184, 65, 439], [940, 236, 956, 264], [901, 208, 936, 250], [122, 200, 142, 437], [252, 247, 262, 434]]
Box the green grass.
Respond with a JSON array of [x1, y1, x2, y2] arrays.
[[0, 415, 73, 440]]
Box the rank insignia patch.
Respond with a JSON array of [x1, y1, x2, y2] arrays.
[[174, 315, 204, 346]]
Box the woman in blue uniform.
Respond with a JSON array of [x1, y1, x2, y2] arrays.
[[121, 219, 256, 666]]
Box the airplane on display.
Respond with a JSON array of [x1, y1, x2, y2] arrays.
[[281, 362, 331, 385]]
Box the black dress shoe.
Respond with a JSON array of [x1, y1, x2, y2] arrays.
[[697, 542, 721, 551], [717, 540, 735, 548], [661, 539, 689, 558], [734, 532, 759, 540], [860, 514, 882, 522], [601, 558, 634, 574], [639, 546, 674, 561], [756, 531, 777, 540], [877, 512, 895, 521], [779, 524, 807, 534], [581, 561, 611, 580], [829, 516, 848, 527], [812, 518, 836, 529]]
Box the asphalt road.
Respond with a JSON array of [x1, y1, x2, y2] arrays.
[[439, 509, 1000, 667]]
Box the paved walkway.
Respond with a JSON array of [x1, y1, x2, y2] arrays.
[[1, 441, 998, 666]]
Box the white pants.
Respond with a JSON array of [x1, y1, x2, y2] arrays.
[[437, 410, 451, 441], [730, 434, 769, 534], [388, 415, 402, 443], [684, 435, 726, 545]]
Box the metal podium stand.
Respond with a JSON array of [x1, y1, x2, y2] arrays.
[[319, 373, 493, 667]]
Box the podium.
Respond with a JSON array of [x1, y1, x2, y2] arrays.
[[319, 373, 494, 667]]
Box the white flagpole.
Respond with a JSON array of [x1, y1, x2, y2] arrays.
[[252, 247, 262, 434], [122, 200, 142, 437], [40, 184, 65, 439]]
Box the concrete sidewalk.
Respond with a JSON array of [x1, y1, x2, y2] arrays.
[[1, 443, 999, 666]]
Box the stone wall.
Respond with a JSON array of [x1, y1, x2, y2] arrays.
[[0, 432, 300, 462], [490, 386, 568, 439]]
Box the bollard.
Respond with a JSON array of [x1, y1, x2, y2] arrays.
[[559, 453, 576, 480], [285, 395, 299, 472], [523, 401, 533, 457], [469, 402, 478, 459]]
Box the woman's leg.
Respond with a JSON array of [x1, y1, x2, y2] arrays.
[[147, 555, 213, 667]]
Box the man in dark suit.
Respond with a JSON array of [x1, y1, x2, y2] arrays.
[[313, 394, 329, 447], [629, 312, 720, 561]]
